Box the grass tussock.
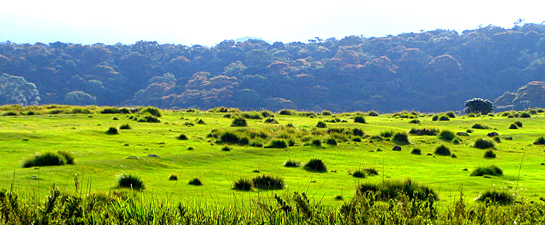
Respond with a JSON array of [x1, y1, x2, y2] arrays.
[[470, 165, 503, 176], [304, 158, 327, 172], [117, 174, 145, 190], [23, 151, 75, 168], [251, 175, 284, 190], [474, 138, 495, 149], [357, 179, 437, 201], [475, 190, 514, 205]]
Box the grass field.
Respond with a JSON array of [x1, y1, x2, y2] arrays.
[[1, 105, 545, 211]]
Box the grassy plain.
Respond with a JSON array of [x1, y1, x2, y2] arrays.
[[1, 105, 544, 209]]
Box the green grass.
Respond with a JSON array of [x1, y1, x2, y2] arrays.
[[2, 105, 545, 212]]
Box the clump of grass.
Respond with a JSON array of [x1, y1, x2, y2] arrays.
[[357, 179, 437, 201], [117, 174, 145, 190], [140, 106, 162, 117], [472, 123, 491, 129], [169, 174, 178, 181], [310, 139, 322, 147], [353, 128, 364, 136], [409, 128, 439, 136], [119, 124, 131, 129], [138, 115, 160, 123], [470, 165, 503, 176], [316, 121, 327, 128], [264, 118, 278, 124], [233, 178, 252, 191], [2, 111, 17, 116], [474, 138, 495, 149], [57, 151, 75, 165], [231, 117, 248, 127], [434, 145, 451, 156], [177, 134, 189, 140], [304, 158, 327, 172], [188, 178, 203, 186], [367, 111, 379, 116], [221, 146, 232, 151], [278, 109, 296, 115], [519, 112, 531, 118], [242, 112, 263, 119], [475, 190, 514, 205], [352, 170, 366, 178], [260, 110, 274, 117], [352, 137, 362, 142], [534, 137, 545, 145], [484, 150, 496, 158], [354, 115, 366, 123], [439, 130, 456, 141], [508, 123, 518, 129], [326, 138, 338, 145], [380, 130, 394, 138], [392, 132, 410, 145], [106, 127, 118, 135], [364, 168, 379, 176], [265, 139, 288, 148], [284, 159, 300, 167], [251, 175, 284, 190], [321, 110, 333, 115], [23, 151, 74, 168], [514, 121, 523, 127], [446, 111, 456, 118], [409, 119, 420, 124], [411, 148, 422, 155]]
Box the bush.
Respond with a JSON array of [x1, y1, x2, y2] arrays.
[[380, 130, 394, 138], [439, 130, 456, 141], [106, 127, 118, 135], [311, 139, 322, 146], [2, 111, 17, 116], [357, 179, 437, 201], [264, 118, 278, 124], [138, 115, 160, 123], [392, 132, 410, 145], [188, 178, 203, 186], [251, 175, 284, 190], [321, 110, 333, 116], [233, 178, 252, 191], [304, 158, 327, 172], [475, 190, 514, 205], [434, 145, 451, 156], [326, 138, 338, 145], [514, 121, 523, 127], [470, 165, 503, 176], [352, 170, 366, 178], [278, 109, 296, 115], [288, 139, 295, 146], [221, 146, 232, 151], [57, 151, 75, 165], [474, 138, 495, 149], [100, 107, 122, 114], [119, 124, 131, 129], [519, 112, 531, 118], [409, 128, 439, 136], [169, 174, 178, 181], [140, 106, 162, 117], [364, 168, 379, 176], [231, 117, 248, 127], [265, 139, 288, 148], [284, 159, 300, 167], [352, 137, 362, 142], [484, 150, 496, 158], [241, 112, 263, 119], [117, 174, 145, 190], [409, 119, 421, 124], [23, 152, 71, 168], [316, 121, 327, 128], [534, 137, 545, 145], [177, 134, 189, 140], [367, 111, 379, 116], [438, 115, 450, 121], [464, 98, 493, 115], [353, 128, 365, 136], [354, 115, 366, 123], [446, 111, 456, 118], [411, 148, 422, 155], [508, 123, 518, 129], [260, 110, 274, 117], [472, 123, 491, 129]]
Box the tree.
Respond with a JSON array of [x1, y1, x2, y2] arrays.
[[464, 98, 493, 115]]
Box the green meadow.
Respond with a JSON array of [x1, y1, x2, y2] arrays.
[[2, 105, 545, 223]]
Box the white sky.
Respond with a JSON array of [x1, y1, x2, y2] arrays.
[[1, 0, 544, 46]]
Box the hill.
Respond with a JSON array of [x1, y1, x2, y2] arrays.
[[1, 23, 545, 112]]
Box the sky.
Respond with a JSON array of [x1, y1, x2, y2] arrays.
[[1, 0, 544, 47]]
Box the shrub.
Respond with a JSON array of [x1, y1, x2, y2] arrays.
[[321, 110, 333, 116], [352, 170, 366, 178], [474, 138, 495, 149], [23, 152, 68, 168], [169, 174, 178, 181], [367, 111, 379, 116], [233, 178, 252, 191], [106, 127, 118, 135], [251, 175, 284, 190], [411, 148, 422, 155], [264, 118, 278, 124], [219, 131, 241, 144], [434, 145, 451, 156], [392, 132, 410, 145], [304, 158, 327, 172], [446, 111, 456, 118], [265, 139, 288, 148], [380, 130, 394, 138], [140, 106, 162, 117], [519, 112, 531, 118], [432, 115, 439, 121], [508, 123, 518, 129], [354, 115, 366, 123], [57, 151, 75, 165], [2, 111, 17, 116], [470, 165, 503, 176], [353, 128, 364, 136], [464, 98, 493, 115], [409, 119, 421, 124], [221, 146, 232, 151], [231, 117, 248, 127], [119, 124, 131, 129], [316, 121, 327, 128], [475, 190, 514, 205], [438, 115, 450, 121], [177, 134, 189, 140], [514, 121, 523, 127], [278, 109, 296, 115], [439, 130, 456, 141], [138, 115, 160, 123], [260, 110, 274, 117], [472, 123, 491, 129], [409, 128, 439, 136], [357, 179, 437, 201], [241, 112, 263, 119], [311, 139, 322, 147], [484, 150, 496, 158], [284, 159, 300, 167], [48, 109, 64, 114], [326, 138, 338, 145], [352, 137, 362, 142], [100, 107, 121, 114], [534, 137, 545, 145], [188, 178, 203, 186], [364, 168, 379, 176], [117, 174, 145, 190], [288, 139, 295, 146], [493, 136, 501, 143]]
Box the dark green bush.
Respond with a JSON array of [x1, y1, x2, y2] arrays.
[[354, 115, 366, 123], [48, 109, 64, 114], [409, 128, 439, 136], [534, 137, 545, 145], [233, 178, 252, 191], [409, 119, 421, 124], [316, 121, 327, 128], [251, 175, 284, 190], [472, 123, 491, 129], [117, 174, 145, 190], [264, 118, 278, 124], [260, 110, 274, 117], [367, 111, 379, 116], [284, 159, 300, 167], [392, 132, 410, 145], [177, 134, 188, 140], [411, 148, 422, 155], [311, 139, 322, 146], [106, 127, 118, 135], [219, 131, 241, 144], [265, 139, 288, 148], [221, 146, 232, 151], [471, 165, 503, 176], [304, 158, 327, 172], [446, 111, 456, 118], [484, 150, 496, 158], [439, 130, 456, 141], [326, 138, 337, 145], [168, 174, 178, 181], [438, 115, 450, 121], [352, 170, 366, 178], [380, 130, 394, 138], [241, 112, 263, 119], [364, 168, 379, 176], [119, 124, 131, 129], [434, 145, 451, 156], [475, 190, 514, 205], [231, 117, 248, 127], [353, 128, 364, 136], [140, 106, 162, 117], [514, 121, 523, 127], [519, 112, 531, 118], [100, 107, 122, 114], [138, 115, 160, 123], [23, 152, 71, 168], [278, 109, 296, 115], [57, 151, 75, 165], [2, 111, 17, 116], [321, 110, 333, 116], [474, 138, 495, 149], [352, 137, 362, 142], [357, 179, 437, 201], [508, 123, 518, 129], [188, 178, 203, 186], [288, 139, 295, 146]]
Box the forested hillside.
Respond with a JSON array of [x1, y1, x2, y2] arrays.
[[1, 23, 545, 112]]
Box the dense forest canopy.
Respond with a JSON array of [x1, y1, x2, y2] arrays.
[[2, 23, 545, 112]]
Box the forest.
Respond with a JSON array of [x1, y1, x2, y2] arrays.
[[1, 23, 545, 113]]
